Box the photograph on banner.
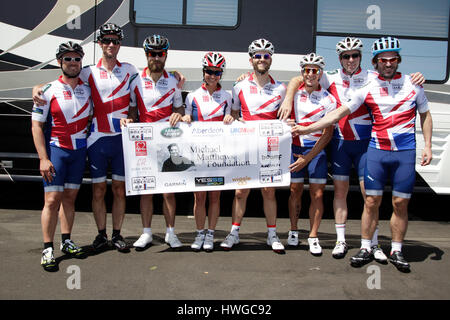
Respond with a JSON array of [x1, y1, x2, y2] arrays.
[[122, 120, 292, 195]]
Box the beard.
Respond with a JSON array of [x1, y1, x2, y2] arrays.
[[61, 66, 81, 78], [148, 60, 165, 73], [252, 60, 271, 75], [377, 64, 398, 80]]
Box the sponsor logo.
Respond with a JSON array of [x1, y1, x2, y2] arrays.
[[230, 127, 256, 135], [158, 79, 168, 87], [267, 137, 279, 152], [161, 127, 183, 138], [74, 88, 85, 96], [144, 81, 153, 89], [112, 68, 121, 75], [63, 91, 72, 100], [191, 127, 223, 136], [250, 86, 258, 94], [380, 87, 388, 96], [135, 141, 147, 156], [231, 176, 251, 186], [343, 80, 350, 88], [129, 127, 153, 141], [260, 169, 282, 184], [131, 176, 156, 191], [203, 95, 209, 102], [300, 94, 307, 102], [32, 107, 43, 115], [100, 70, 108, 79], [194, 176, 225, 186], [164, 180, 187, 187]]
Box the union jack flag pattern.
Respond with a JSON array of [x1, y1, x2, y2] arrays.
[[185, 83, 231, 122]]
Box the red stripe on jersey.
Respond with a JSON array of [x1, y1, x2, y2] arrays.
[[72, 100, 90, 119], [152, 88, 175, 108], [107, 73, 130, 98], [134, 86, 172, 122], [89, 74, 130, 132]]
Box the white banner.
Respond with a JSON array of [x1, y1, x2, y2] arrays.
[[122, 120, 292, 195]]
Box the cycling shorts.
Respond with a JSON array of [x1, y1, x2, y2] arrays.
[[87, 134, 125, 183], [331, 138, 369, 181], [43, 145, 87, 192], [290, 144, 328, 184], [364, 147, 416, 199]]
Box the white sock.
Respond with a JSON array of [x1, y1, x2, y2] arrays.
[[207, 229, 215, 236], [267, 226, 277, 237], [166, 227, 174, 235], [371, 227, 379, 246], [197, 229, 205, 236], [335, 224, 346, 242], [391, 241, 402, 254], [361, 239, 372, 251], [143, 228, 152, 235], [231, 224, 240, 235]]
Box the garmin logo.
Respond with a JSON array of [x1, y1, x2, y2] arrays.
[[161, 127, 183, 138]]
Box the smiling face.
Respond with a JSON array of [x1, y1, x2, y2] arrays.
[[374, 51, 400, 80], [99, 34, 121, 59], [339, 49, 361, 75], [58, 52, 82, 78], [302, 64, 322, 89], [250, 51, 272, 75], [203, 66, 222, 88]]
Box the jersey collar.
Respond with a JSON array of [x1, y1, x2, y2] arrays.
[[201, 83, 222, 92], [248, 73, 275, 85], [96, 58, 122, 69]]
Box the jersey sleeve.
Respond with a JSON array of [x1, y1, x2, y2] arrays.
[[173, 86, 183, 108], [346, 86, 366, 113], [31, 84, 51, 122], [231, 84, 241, 111], [415, 85, 430, 114], [323, 92, 338, 113], [225, 91, 232, 115], [184, 92, 193, 116]]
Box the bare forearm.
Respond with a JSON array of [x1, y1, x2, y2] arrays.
[[304, 125, 333, 161]]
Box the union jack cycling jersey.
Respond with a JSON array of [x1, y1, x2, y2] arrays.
[[321, 68, 377, 141], [129, 68, 183, 122], [231, 73, 286, 120], [185, 83, 231, 121], [291, 83, 337, 147], [79, 59, 138, 143], [32, 76, 92, 150], [346, 73, 429, 151]]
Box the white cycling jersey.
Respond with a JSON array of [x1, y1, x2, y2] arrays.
[[129, 68, 183, 122], [320, 68, 376, 140], [291, 83, 337, 147], [231, 73, 286, 120], [346, 72, 429, 151], [32, 76, 92, 150], [79, 59, 138, 146], [185, 83, 231, 121]]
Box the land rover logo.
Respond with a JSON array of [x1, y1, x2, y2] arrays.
[[161, 127, 183, 138]]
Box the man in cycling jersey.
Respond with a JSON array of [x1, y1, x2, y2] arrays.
[[291, 37, 433, 272], [31, 41, 91, 271]]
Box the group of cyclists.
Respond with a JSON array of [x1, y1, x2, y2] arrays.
[[31, 22, 432, 273]]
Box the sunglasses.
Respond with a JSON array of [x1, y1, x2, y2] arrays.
[[303, 67, 320, 75], [342, 53, 360, 60], [101, 38, 121, 45], [147, 51, 166, 57], [378, 57, 398, 64], [204, 69, 223, 76], [253, 53, 271, 60], [62, 57, 82, 62]]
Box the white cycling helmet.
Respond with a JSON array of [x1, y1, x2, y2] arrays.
[[202, 52, 226, 69], [248, 38, 274, 57], [372, 37, 401, 57], [336, 37, 363, 55], [299, 53, 325, 70]]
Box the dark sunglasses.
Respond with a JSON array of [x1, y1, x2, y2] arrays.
[[303, 67, 320, 75], [204, 69, 223, 76], [378, 57, 398, 64], [62, 57, 82, 62], [341, 53, 361, 60], [147, 51, 167, 57], [101, 38, 121, 45], [253, 53, 271, 60]]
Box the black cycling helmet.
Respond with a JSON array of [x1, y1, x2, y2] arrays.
[[143, 34, 170, 52], [56, 41, 84, 59], [97, 23, 123, 41]]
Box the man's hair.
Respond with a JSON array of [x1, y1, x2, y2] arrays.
[[167, 143, 178, 151]]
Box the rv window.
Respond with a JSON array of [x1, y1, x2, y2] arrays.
[[133, 0, 239, 27]]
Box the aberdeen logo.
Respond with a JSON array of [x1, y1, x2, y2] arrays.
[[161, 127, 183, 138]]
